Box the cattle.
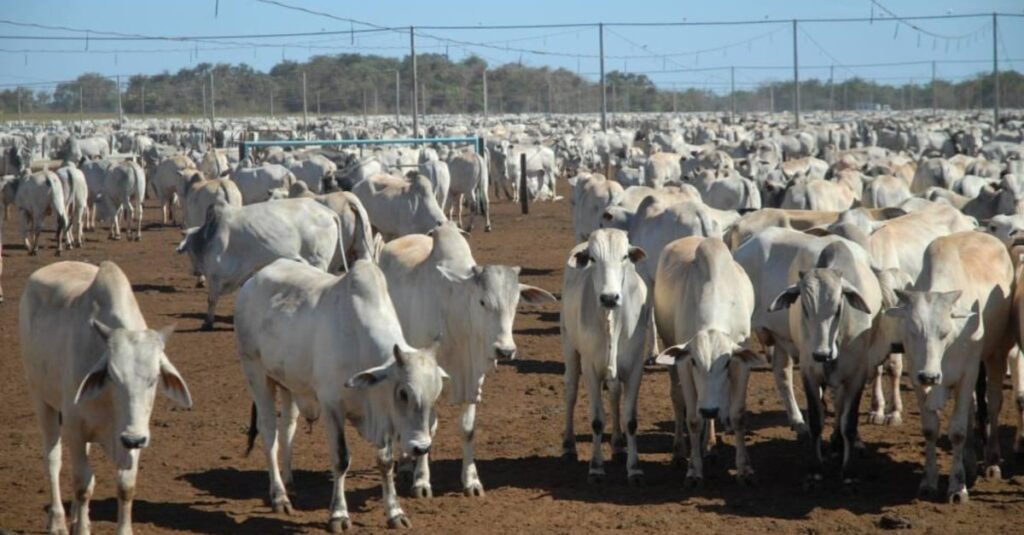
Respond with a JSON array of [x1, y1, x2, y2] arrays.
[[780, 178, 856, 212], [497, 145, 558, 201], [231, 163, 296, 205], [287, 153, 337, 194], [570, 173, 623, 242], [150, 154, 195, 225], [691, 171, 761, 212], [351, 174, 447, 239], [15, 170, 67, 256], [447, 150, 491, 232], [235, 258, 448, 530], [887, 232, 1014, 504], [19, 261, 192, 535], [379, 222, 555, 497], [176, 198, 347, 330], [55, 163, 88, 249], [269, 187, 375, 267], [862, 174, 912, 209], [63, 136, 110, 161], [95, 160, 147, 242], [561, 229, 649, 485], [181, 171, 243, 230], [767, 239, 884, 487], [644, 152, 682, 188], [417, 158, 451, 212], [199, 148, 230, 180], [653, 236, 759, 487], [80, 159, 116, 231]]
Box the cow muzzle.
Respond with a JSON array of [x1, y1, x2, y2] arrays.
[[811, 351, 834, 363], [599, 293, 620, 308], [120, 432, 149, 450], [494, 345, 517, 360], [698, 407, 719, 419], [917, 370, 942, 386]]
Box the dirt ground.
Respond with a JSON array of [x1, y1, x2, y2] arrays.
[[3, 186, 1024, 534]]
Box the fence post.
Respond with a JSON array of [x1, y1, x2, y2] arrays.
[[116, 75, 123, 124], [729, 66, 736, 122], [829, 65, 835, 118], [931, 61, 937, 115], [520, 153, 529, 215], [209, 71, 215, 133], [792, 19, 800, 128], [395, 70, 401, 126], [483, 68, 488, 119], [599, 22, 607, 131], [411, 26, 419, 138], [302, 71, 308, 140], [992, 12, 999, 125]]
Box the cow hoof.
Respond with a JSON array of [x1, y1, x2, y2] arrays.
[[627, 473, 645, 487], [464, 483, 485, 497], [918, 481, 938, 498], [55, 249, 63, 257], [485, 225, 492, 233], [329, 517, 352, 533], [948, 489, 969, 505], [671, 454, 688, 469], [885, 413, 903, 426], [387, 514, 411, 529], [272, 498, 294, 515], [842, 478, 860, 494], [985, 465, 1002, 480], [612, 451, 628, 464], [587, 472, 605, 485], [200, 321, 214, 332], [134, 236, 141, 242], [802, 473, 823, 492], [561, 450, 578, 463], [683, 475, 704, 490], [411, 483, 433, 499], [795, 429, 810, 446], [866, 412, 886, 425], [737, 472, 758, 487], [29, 250, 38, 256]]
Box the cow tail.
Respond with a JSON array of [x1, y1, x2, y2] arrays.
[[335, 213, 349, 273], [245, 402, 258, 456], [474, 153, 489, 216], [347, 193, 374, 263]]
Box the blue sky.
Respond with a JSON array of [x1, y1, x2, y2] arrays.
[[1, 0, 1022, 92]]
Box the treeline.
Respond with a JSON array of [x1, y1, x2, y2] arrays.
[[1, 53, 1022, 117]]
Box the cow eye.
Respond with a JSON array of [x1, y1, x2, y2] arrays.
[[398, 389, 409, 404], [479, 299, 486, 308]]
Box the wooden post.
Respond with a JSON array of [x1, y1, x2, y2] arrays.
[[519, 153, 529, 215]]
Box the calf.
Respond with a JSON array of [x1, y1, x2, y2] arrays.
[[235, 259, 448, 530], [653, 237, 759, 487], [561, 229, 649, 484], [19, 261, 192, 535]]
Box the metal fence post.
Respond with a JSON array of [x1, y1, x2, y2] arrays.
[[520, 153, 529, 215], [599, 22, 607, 131], [792, 19, 800, 128], [993, 12, 1000, 125], [411, 26, 419, 138]]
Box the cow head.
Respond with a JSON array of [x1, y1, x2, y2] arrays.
[[769, 268, 872, 363], [568, 229, 645, 309], [345, 344, 448, 457], [885, 290, 978, 388], [655, 330, 761, 421], [406, 175, 448, 233], [75, 320, 191, 462]]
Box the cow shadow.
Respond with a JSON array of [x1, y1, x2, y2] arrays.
[[500, 358, 563, 375], [179, 467, 381, 516], [89, 497, 311, 534], [521, 310, 560, 323], [515, 325, 560, 336], [132, 283, 177, 294], [171, 312, 234, 332], [520, 267, 555, 277]]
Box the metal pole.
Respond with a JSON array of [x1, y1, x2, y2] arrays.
[[792, 19, 800, 128], [362, 88, 368, 126], [482, 69, 488, 119], [116, 75, 123, 124], [394, 70, 401, 126], [201, 83, 206, 118], [519, 153, 529, 215], [829, 65, 835, 119], [270, 86, 274, 117], [993, 12, 1000, 125], [730, 66, 735, 122], [672, 90, 677, 113], [770, 84, 775, 113], [209, 71, 215, 131], [316, 91, 321, 115], [909, 79, 914, 109], [931, 60, 937, 115], [16, 87, 21, 119], [411, 26, 419, 138], [141, 82, 146, 115], [302, 71, 308, 141], [599, 22, 607, 131], [79, 84, 84, 122]]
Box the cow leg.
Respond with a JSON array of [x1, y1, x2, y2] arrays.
[[277, 390, 299, 490], [773, 346, 807, 437], [460, 403, 485, 496], [114, 449, 140, 535], [729, 360, 756, 486], [623, 367, 644, 486], [457, 194, 465, 230], [245, 371, 291, 514], [1011, 350, 1024, 455], [609, 379, 626, 464], [465, 191, 477, 233], [377, 440, 410, 529], [202, 286, 219, 331], [582, 371, 606, 483], [481, 187, 491, 232], [917, 387, 941, 497], [948, 374, 976, 504], [133, 201, 143, 241], [410, 411, 435, 498], [983, 354, 1007, 479], [840, 381, 865, 486], [867, 364, 887, 425], [325, 406, 352, 532], [68, 433, 94, 535], [35, 399, 67, 535], [668, 365, 689, 467], [561, 348, 581, 461], [802, 374, 825, 487], [682, 367, 705, 488], [21, 211, 34, 255], [886, 354, 904, 426]]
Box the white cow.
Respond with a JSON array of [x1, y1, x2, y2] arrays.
[[446, 150, 491, 232], [888, 232, 1014, 504], [15, 170, 67, 256], [96, 160, 146, 241], [570, 173, 623, 242], [235, 258, 448, 530], [417, 158, 451, 212], [653, 236, 759, 487], [55, 163, 88, 249], [351, 174, 447, 239], [80, 159, 115, 231], [19, 261, 192, 535], [150, 154, 195, 225], [379, 222, 555, 498], [231, 164, 295, 205], [199, 148, 230, 180], [180, 172, 243, 231], [176, 198, 347, 330], [561, 229, 649, 485]]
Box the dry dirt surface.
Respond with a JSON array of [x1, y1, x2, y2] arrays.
[[3, 187, 1024, 534]]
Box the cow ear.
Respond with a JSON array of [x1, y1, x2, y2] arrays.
[[392, 344, 407, 367], [654, 343, 690, 366], [156, 324, 176, 346], [91, 318, 114, 341], [519, 284, 557, 304], [601, 211, 613, 221], [159, 356, 193, 409], [437, 264, 473, 283], [568, 250, 591, 269], [841, 281, 873, 314], [437, 365, 451, 383], [627, 246, 646, 263], [768, 284, 801, 312], [74, 356, 109, 405], [731, 346, 766, 367], [345, 364, 391, 389]]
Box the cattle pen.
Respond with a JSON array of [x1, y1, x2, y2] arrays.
[[237, 136, 487, 162]]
